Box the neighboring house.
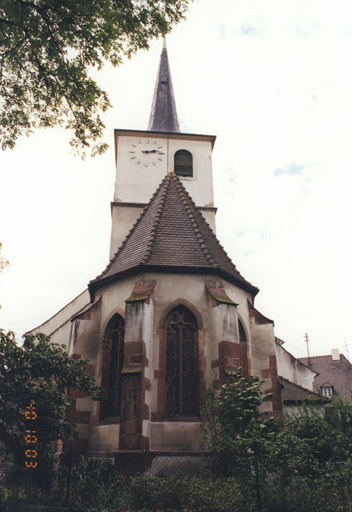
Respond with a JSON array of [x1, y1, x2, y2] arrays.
[[275, 338, 320, 412], [299, 350, 352, 402]]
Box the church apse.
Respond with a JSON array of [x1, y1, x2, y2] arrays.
[[28, 41, 287, 472]]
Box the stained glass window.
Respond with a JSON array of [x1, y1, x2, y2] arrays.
[[166, 306, 198, 418], [239, 319, 249, 378], [100, 314, 125, 421]]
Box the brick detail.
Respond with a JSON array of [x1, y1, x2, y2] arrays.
[[260, 355, 283, 418], [66, 355, 94, 425], [119, 374, 142, 449], [66, 400, 91, 424], [212, 341, 242, 378], [248, 301, 274, 325], [140, 435, 150, 451], [205, 280, 238, 307], [62, 438, 89, 456], [126, 280, 156, 303], [144, 377, 151, 391], [155, 329, 167, 420]]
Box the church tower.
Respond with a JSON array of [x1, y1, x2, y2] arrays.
[[110, 41, 217, 258], [30, 41, 283, 472]]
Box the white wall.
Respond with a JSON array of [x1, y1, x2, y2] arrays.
[[275, 342, 315, 391]]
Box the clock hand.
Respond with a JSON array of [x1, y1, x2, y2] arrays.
[[142, 149, 157, 153]]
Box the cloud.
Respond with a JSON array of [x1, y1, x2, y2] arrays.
[[240, 22, 260, 37], [239, 18, 265, 37], [291, 21, 320, 37], [274, 163, 308, 177]]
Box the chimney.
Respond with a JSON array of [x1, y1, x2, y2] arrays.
[[331, 349, 340, 361]]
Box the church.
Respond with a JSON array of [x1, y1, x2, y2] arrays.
[[30, 41, 314, 471]]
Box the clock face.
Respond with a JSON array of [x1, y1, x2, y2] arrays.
[[129, 138, 165, 167]]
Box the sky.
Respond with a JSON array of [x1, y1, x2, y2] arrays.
[[1, 0, 352, 360]]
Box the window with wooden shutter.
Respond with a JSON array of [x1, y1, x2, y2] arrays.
[[174, 150, 193, 177]]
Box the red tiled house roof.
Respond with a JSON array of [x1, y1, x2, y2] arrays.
[[278, 376, 322, 404], [298, 354, 352, 401]]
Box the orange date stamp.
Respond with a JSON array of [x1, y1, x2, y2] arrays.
[[24, 401, 38, 469]]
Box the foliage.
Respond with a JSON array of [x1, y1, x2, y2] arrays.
[[0, 0, 191, 157], [0, 242, 9, 274], [2, 454, 352, 511], [128, 474, 249, 512], [3, 368, 352, 510], [66, 455, 127, 509], [202, 370, 281, 510], [202, 369, 280, 475], [272, 396, 352, 511], [0, 330, 103, 487]]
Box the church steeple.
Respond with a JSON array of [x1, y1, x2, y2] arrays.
[[147, 39, 180, 133]]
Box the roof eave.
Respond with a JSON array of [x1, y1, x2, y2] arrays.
[[114, 129, 217, 149], [89, 264, 259, 302]]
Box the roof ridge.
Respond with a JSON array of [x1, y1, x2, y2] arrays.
[[90, 173, 259, 298], [299, 355, 333, 360], [94, 176, 169, 280], [172, 174, 216, 266], [278, 375, 320, 395], [173, 175, 245, 277], [141, 174, 171, 264]]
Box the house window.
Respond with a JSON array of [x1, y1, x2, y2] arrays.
[[100, 314, 125, 421], [321, 386, 333, 398], [166, 306, 198, 418], [174, 150, 193, 177]]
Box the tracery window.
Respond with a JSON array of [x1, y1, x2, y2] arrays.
[[239, 319, 249, 378], [174, 150, 193, 177], [166, 306, 198, 418], [100, 314, 125, 421]]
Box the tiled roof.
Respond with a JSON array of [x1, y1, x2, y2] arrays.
[[278, 377, 321, 403], [147, 42, 180, 133], [89, 173, 258, 296], [298, 355, 352, 401]]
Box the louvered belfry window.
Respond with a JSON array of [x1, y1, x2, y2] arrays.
[[166, 306, 198, 418], [174, 150, 193, 177], [100, 314, 125, 421]]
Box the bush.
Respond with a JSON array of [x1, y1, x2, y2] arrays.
[[128, 474, 250, 512], [61, 456, 127, 510]]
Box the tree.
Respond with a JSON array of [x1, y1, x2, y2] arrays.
[[275, 397, 352, 510], [0, 242, 9, 274], [202, 370, 280, 511], [0, 330, 103, 487], [0, 0, 191, 156]]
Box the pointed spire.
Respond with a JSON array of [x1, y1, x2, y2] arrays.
[[147, 39, 180, 133]]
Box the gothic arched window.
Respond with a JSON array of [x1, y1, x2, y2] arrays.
[[100, 314, 125, 421], [166, 306, 198, 418], [239, 319, 249, 378], [174, 150, 193, 177]]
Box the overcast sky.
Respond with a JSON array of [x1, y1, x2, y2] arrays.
[[1, 0, 352, 360]]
